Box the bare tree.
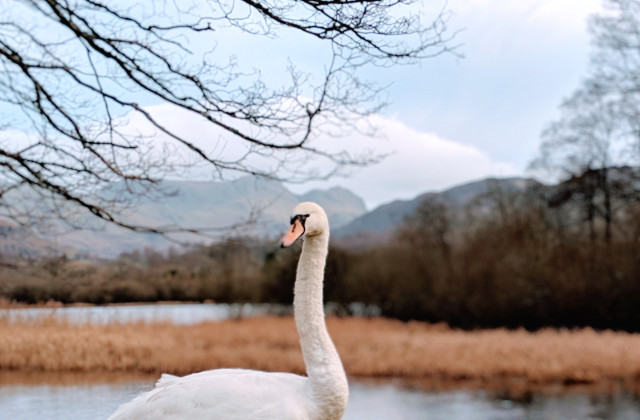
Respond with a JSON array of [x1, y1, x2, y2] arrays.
[[530, 0, 640, 244], [0, 0, 455, 234], [590, 0, 640, 154]]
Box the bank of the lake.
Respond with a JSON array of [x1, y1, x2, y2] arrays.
[[2, 314, 640, 385]]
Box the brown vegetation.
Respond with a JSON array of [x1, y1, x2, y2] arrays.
[[2, 316, 640, 385], [2, 173, 640, 332]]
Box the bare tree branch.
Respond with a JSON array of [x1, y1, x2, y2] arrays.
[[0, 0, 455, 235], [530, 0, 640, 245]]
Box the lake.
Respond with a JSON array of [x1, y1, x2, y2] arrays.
[[0, 302, 290, 325], [2, 373, 640, 420], [2, 303, 640, 419], [0, 302, 380, 325]]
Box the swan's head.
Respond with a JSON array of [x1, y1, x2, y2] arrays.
[[281, 202, 329, 247]]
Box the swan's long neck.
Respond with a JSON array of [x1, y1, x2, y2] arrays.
[[294, 232, 348, 420]]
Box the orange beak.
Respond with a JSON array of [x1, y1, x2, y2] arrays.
[[281, 219, 305, 247]]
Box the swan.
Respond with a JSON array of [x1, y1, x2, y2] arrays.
[[108, 202, 349, 420]]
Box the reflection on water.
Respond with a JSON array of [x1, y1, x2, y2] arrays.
[[347, 380, 640, 420], [0, 302, 380, 325], [1, 374, 150, 420], [1, 373, 640, 420], [0, 303, 290, 325]]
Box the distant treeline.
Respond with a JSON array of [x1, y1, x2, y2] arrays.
[[3, 168, 640, 332]]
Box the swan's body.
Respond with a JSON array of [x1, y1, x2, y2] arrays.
[[108, 202, 348, 420], [109, 370, 312, 419]]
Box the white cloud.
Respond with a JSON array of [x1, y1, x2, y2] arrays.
[[103, 0, 607, 210], [376, 0, 604, 177], [119, 103, 518, 210], [287, 116, 520, 209]]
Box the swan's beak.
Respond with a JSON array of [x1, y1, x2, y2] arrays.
[[281, 219, 305, 248]]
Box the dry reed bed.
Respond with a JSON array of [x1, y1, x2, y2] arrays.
[[1, 316, 639, 384]]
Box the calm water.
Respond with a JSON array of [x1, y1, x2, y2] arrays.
[[1, 375, 640, 420], [0, 302, 380, 325], [3, 304, 640, 419], [0, 302, 290, 325]]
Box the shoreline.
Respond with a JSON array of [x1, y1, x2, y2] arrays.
[[0, 299, 210, 309], [2, 316, 640, 387]]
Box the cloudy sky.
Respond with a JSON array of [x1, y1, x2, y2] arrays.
[[5, 0, 605, 211], [281, 0, 604, 209]]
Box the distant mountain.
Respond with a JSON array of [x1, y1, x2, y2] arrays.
[[0, 175, 542, 259], [300, 187, 367, 229], [25, 177, 367, 258], [334, 177, 539, 240], [0, 221, 71, 258]]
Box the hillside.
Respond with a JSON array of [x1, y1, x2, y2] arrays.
[[1, 177, 367, 259], [334, 177, 539, 240], [0, 175, 545, 258]]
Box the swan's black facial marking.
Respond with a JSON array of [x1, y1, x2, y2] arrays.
[[290, 214, 310, 227], [281, 214, 310, 248]]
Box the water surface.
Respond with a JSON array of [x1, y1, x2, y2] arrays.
[[0, 302, 288, 325], [2, 374, 640, 420]]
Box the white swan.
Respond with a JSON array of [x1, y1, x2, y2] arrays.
[[108, 202, 349, 420]]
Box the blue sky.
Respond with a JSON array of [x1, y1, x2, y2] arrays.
[[3, 0, 605, 210], [282, 0, 604, 208], [112, 0, 605, 210]]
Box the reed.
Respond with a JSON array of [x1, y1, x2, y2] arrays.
[[1, 316, 639, 384]]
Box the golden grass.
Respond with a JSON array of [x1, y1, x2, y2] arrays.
[[1, 316, 640, 385]]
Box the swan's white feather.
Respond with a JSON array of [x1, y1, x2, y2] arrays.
[[109, 369, 314, 420]]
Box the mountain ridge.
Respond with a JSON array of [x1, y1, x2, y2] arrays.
[[334, 177, 539, 239], [0, 176, 539, 259], [3, 177, 367, 259]]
